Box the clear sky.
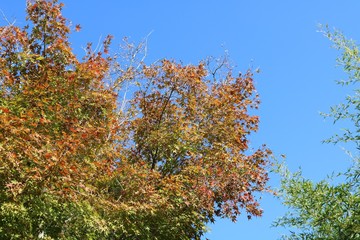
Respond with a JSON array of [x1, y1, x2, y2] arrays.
[[2, 1, 360, 239]]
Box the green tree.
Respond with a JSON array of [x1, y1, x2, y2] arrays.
[[274, 28, 360, 240], [0, 1, 271, 239]]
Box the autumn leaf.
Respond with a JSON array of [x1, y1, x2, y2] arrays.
[[75, 24, 81, 32]]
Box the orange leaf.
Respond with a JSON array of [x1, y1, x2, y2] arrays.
[[75, 24, 81, 32]]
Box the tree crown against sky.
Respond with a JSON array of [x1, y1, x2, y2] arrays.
[[0, 1, 272, 239], [274, 28, 360, 240]]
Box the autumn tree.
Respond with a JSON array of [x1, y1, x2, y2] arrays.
[[274, 28, 360, 240], [0, 1, 271, 239], [0, 0, 118, 238]]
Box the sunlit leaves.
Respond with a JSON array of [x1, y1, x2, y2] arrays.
[[0, 0, 271, 239], [275, 29, 360, 240], [124, 58, 271, 224], [1, 0, 117, 238]]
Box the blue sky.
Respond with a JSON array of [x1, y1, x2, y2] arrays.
[[2, 1, 360, 239]]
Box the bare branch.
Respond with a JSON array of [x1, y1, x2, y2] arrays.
[[0, 9, 16, 26]]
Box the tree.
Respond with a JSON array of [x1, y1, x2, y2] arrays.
[[0, 1, 271, 239], [0, 0, 118, 238], [274, 28, 360, 240]]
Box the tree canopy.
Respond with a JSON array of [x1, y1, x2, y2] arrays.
[[274, 28, 360, 240], [0, 1, 271, 239]]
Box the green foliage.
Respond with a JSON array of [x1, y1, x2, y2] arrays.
[[274, 161, 360, 239], [0, 195, 111, 239], [321, 26, 360, 148], [274, 28, 360, 240]]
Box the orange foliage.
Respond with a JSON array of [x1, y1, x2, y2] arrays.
[[0, 0, 271, 238]]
